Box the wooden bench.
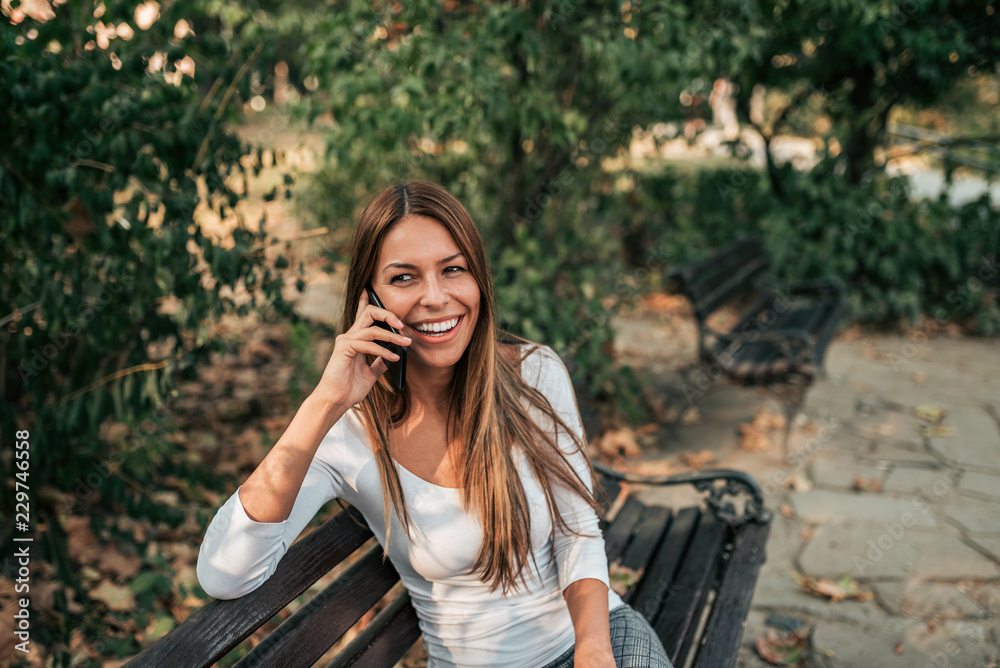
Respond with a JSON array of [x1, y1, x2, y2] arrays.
[[667, 235, 846, 456], [126, 358, 772, 668], [125, 476, 770, 667]]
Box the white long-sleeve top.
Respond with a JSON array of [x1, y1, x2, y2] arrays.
[[196, 345, 623, 667]]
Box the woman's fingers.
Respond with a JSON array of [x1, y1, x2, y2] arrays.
[[354, 304, 405, 330], [359, 325, 411, 347], [345, 339, 402, 361]]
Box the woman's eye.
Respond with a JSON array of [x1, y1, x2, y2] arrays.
[[390, 273, 414, 284], [444, 266, 466, 275]]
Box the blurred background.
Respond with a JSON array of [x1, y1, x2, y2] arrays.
[[2, 0, 998, 666]]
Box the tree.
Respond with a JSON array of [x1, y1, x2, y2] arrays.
[[288, 0, 702, 400], [689, 0, 1000, 187], [1, 1, 294, 659]]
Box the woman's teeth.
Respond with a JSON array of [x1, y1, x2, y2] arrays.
[[413, 317, 459, 335]]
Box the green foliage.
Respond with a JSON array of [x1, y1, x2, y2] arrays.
[[624, 161, 1000, 331], [689, 0, 1000, 184], [1, 3, 293, 661], [289, 0, 703, 405]]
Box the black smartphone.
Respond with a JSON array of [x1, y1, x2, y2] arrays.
[[365, 285, 406, 390]]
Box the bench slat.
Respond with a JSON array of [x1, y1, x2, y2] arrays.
[[325, 591, 421, 668], [234, 545, 401, 667], [629, 507, 699, 623], [653, 512, 728, 666], [693, 521, 770, 668], [603, 495, 645, 563], [619, 506, 672, 603], [124, 507, 374, 668]]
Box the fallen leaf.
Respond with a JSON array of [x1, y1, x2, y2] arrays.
[[921, 425, 954, 438], [738, 409, 787, 452], [96, 550, 142, 580], [873, 422, 897, 437], [853, 382, 874, 393], [915, 404, 946, 424], [894, 641, 905, 655], [91, 580, 135, 611], [787, 471, 812, 492], [739, 423, 772, 452], [852, 476, 882, 492], [608, 563, 644, 596], [792, 572, 874, 603], [681, 449, 715, 470], [595, 428, 641, 459], [755, 627, 810, 666], [680, 407, 702, 426], [911, 372, 927, 384], [641, 292, 691, 315], [778, 503, 795, 518]]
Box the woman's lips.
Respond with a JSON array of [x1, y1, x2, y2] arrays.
[[408, 315, 463, 343]]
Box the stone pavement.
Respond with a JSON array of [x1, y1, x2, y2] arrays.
[[612, 315, 1000, 667]]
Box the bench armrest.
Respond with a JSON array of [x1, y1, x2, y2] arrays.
[[593, 462, 771, 526]]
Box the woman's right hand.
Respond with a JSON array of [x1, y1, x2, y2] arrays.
[[313, 291, 411, 410]]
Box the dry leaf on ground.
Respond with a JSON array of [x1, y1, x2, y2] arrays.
[[608, 563, 644, 596], [852, 476, 882, 492], [915, 404, 946, 424], [921, 425, 955, 438], [792, 572, 874, 603], [681, 449, 715, 470], [641, 292, 691, 315], [755, 628, 810, 666], [778, 503, 795, 518], [738, 409, 786, 452], [681, 407, 702, 426], [90, 580, 136, 611], [911, 372, 927, 384], [595, 428, 642, 459]]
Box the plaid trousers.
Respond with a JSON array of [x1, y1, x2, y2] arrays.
[[541, 603, 673, 668]]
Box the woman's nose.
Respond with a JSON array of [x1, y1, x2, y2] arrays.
[[420, 277, 450, 308]]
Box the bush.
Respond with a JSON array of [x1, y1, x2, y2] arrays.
[[621, 160, 1000, 333]]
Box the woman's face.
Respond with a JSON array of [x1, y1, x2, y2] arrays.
[[372, 214, 480, 374]]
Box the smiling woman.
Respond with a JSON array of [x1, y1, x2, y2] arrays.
[[196, 181, 671, 668]]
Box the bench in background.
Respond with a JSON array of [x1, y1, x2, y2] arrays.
[[667, 235, 845, 458]]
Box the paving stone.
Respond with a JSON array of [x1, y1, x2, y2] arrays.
[[800, 525, 1000, 579], [800, 432, 872, 464], [856, 437, 942, 467], [964, 582, 1000, 617], [927, 405, 1000, 472], [809, 617, 924, 668], [810, 459, 887, 490], [967, 535, 1000, 565], [752, 561, 880, 623], [943, 499, 1000, 534], [800, 380, 857, 422], [790, 490, 936, 527], [958, 471, 1000, 500], [812, 619, 989, 668], [874, 581, 983, 619], [850, 408, 924, 444], [882, 467, 957, 496]]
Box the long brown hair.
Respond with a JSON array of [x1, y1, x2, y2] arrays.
[[342, 180, 602, 594]]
